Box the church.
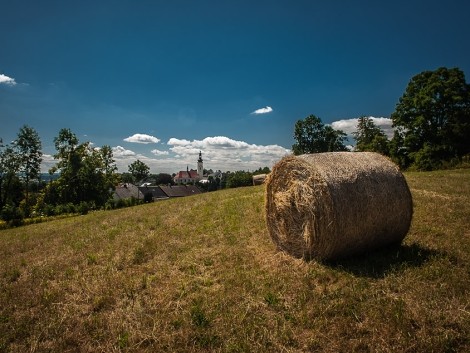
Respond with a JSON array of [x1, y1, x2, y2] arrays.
[[173, 151, 204, 184]]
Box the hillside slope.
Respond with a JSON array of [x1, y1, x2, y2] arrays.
[[1, 170, 469, 352]]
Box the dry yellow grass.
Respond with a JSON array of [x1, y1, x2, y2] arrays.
[[1, 169, 469, 352]]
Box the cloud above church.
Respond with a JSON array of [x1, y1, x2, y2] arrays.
[[166, 136, 290, 172], [109, 135, 290, 174]]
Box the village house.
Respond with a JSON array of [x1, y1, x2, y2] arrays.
[[114, 183, 143, 200], [173, 151, 204, 184], [114, 152, 206, 202]]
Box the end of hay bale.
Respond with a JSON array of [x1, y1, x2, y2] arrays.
[[265, 152, 413, 261]]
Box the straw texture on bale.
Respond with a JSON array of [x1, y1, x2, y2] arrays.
[[265, 152, 413, 261]]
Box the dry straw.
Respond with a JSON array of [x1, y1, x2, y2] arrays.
[[265, 152, 413, 261]]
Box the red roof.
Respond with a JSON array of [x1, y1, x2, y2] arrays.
[[175, 169, 199, 179]]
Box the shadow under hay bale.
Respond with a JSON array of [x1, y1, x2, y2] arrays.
[[265, 152, 413, 261], [327, 243, 442, 279]]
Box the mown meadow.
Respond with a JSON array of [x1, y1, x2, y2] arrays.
[[1, 169, 469, 352]]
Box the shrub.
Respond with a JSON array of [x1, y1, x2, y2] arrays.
[[77, 202, 89, 215], [43, 204, 56, 216], [1, 204, 24, 227]]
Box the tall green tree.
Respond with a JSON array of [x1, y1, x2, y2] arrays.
[[99, 145, 118, 190], [0, 141, 22, 209], [45, 129, 118, 208], [14, 125, 42, 209], [225, 170, 252, 188], [49, 128, 81, 204], [128, 160, 150, 184], [154, 173, 173, 185], [391, 67, 470, 170], [353, 116, 389, 155], [292, 115, 348, 155]]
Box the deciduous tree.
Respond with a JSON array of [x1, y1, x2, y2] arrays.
[[353, 116, 389, 155], [128, 160, 150, 184], [391, 67, 470, 169], [14, 125, 42, 210], [292, 115, 347, 155]]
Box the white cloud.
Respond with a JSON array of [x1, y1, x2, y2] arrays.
[[151, 149, 169, 156], [107, 135, 289, 173], [251, 106, 273, 115], [40, 154, 56, 173], [166, 136, 290, 172], [167, 138, 191, 146], [112, 145, 136, 157], [0, 74, 17, 86], [331, 116, 395, 139], [124, 133, 160, 144]]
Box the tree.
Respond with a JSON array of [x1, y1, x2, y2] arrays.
[[353, 116, 389, 155], [391, 67, 470, 170], [225, 171, 252, 188], [128, 160, 150, 184], [0, 142, 22, 210], [44, 129, 118, 208], [14, 125, 42, 212], [154, 173, 173, 185], [292, 115, 348, 155], [253, 166, 271, 175], [99, 145, 118, 191], [49, 128, 81, 204]]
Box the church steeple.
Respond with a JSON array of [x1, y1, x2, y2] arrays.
[[197, 151, 203, 177]]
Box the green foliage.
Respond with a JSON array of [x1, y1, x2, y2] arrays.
[[0, 204, 24, 226], [14, 125, 42, 205], [353, 116, 390, 155], [128, 160, 150, 183], [292, 115, 348, 155], [153, 173, 173, 185], [104, 197, 143, 211], [77, 202, 90, 215], [0, 142, 22, 211], [44, 128, 118, 209], [391, 67, 470, 170], [253, 166, 271, 175], [225, 171, 252, 188]]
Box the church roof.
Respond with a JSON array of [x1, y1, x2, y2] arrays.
[[175, 169, 199, 179]]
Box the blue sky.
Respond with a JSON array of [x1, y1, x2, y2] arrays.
[[1, 0, 470, 174]]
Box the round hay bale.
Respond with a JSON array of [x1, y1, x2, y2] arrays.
[[265, 152, 413, 261], [253, 174, 267, 186]]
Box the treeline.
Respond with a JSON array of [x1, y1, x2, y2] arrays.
[[293, 67, 470, 171], [0, 128, 119, 226], [0, 126, 270, 226], [197, 167, 271, 192]]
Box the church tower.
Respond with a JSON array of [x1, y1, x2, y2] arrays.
[[197, 151, 203, 177]]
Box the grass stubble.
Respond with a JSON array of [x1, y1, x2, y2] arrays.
[[0, 169, 469, 352]]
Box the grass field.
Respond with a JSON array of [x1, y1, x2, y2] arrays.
[[1, 169, 469, 352]]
